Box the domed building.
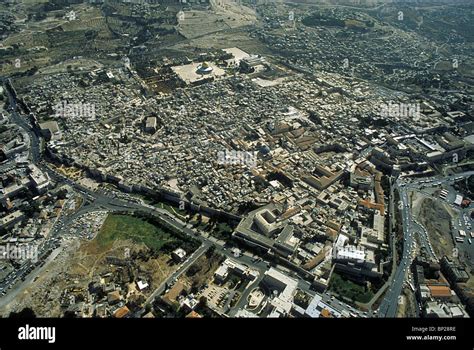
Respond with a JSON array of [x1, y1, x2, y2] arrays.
[[196, 62, 213, 75]]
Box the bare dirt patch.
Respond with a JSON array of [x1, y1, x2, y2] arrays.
[[417, 197, 454, 258]]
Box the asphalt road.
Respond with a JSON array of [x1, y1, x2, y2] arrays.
[[378, 187, 414, 318], [2, 79, 41, 163], [377, 170, 474, 317]]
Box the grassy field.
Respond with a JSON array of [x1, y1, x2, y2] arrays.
[[329, 272, 374, 304], [96, 214, 178, 252]]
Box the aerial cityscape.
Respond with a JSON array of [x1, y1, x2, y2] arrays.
[[0, 0, 473, 329]]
